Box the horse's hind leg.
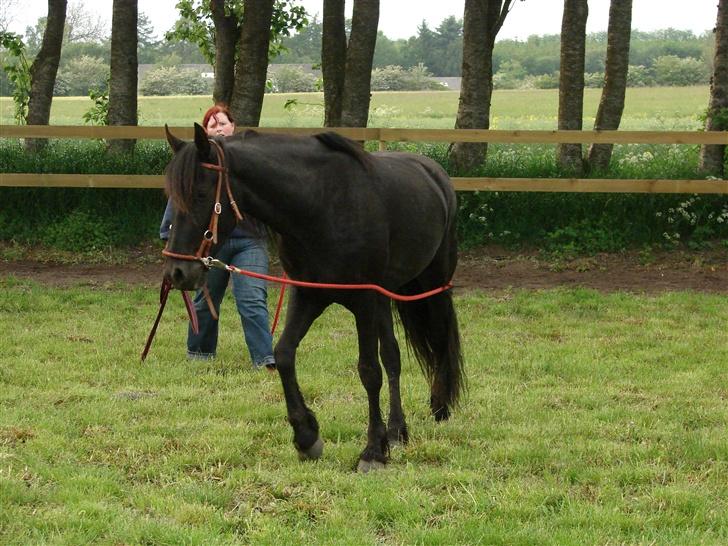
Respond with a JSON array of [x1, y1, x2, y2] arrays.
[[377, 300, 408, 444], [275, 288, 327, 461], [351, 298, 388, 472]]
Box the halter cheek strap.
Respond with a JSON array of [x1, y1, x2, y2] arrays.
[[162, 139, 244, 264]]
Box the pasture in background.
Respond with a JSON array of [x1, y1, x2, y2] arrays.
[[1, 278, 727, 544], [0, 87, 711, 129]]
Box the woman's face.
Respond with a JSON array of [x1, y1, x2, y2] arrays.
[[205, 112, 235, 137]]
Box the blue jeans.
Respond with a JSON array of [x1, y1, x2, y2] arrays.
[[187, 237, 274, 367]]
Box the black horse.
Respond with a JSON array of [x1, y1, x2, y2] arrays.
[[163, 124, 464, 471]]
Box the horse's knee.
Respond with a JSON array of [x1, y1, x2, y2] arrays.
[[357, 359, 383, 391]]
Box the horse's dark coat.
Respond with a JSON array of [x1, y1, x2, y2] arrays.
[[164, 124, 464, 469]]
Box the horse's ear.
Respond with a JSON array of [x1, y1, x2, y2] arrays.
[[194, 122, 211, 159], [165, 124, 184, 153]]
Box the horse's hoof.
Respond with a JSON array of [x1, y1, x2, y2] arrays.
[[297, 436, 324, 461], [357, 459, 386, 473]]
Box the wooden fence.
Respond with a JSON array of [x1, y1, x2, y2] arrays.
[[1, 125, 727, 194]]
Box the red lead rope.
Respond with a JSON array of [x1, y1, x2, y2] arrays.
[[140, 278, 200, 361], [203, 257, 453, 335], [207, 258, 453, 301]]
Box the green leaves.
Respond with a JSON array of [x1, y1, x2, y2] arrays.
[[165, 0, 309, 65], [82, 85, 110, 126], [166, 0, 216, 65], [0, 32, 31, 124]]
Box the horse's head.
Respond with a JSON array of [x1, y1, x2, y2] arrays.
[[162, 124, 241, 290]]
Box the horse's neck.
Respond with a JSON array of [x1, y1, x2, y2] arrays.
[[228, 144, 322, 237]]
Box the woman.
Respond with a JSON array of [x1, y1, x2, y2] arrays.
[[160, 104, 275, 370]]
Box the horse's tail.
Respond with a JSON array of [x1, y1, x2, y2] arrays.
[[395, 284, 464, 421]]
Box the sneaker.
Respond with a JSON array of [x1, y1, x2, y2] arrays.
[[254, 357, 276, 372]]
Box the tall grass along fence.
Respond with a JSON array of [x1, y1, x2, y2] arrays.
[[1, 125, 727, 251]]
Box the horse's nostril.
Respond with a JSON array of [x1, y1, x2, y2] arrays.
[[172, 267, 185, 285]]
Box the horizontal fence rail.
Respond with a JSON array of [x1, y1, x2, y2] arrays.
[[1, 125, 727, 194], [2, 173, 727, 195], [2, 124, 728, 144]]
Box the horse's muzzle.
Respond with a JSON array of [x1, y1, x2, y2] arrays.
[[163, 259, 207, 291]]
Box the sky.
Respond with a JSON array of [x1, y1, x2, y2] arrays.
[[3, 1, 719, 43]]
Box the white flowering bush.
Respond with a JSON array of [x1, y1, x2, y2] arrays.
[[452, 142, 728, 250], [659, 195, 728, 246], [618, 150, 655, 167]]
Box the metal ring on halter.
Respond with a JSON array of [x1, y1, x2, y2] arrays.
[[214, 202, 222, 214], [203, 229, 214, 241]]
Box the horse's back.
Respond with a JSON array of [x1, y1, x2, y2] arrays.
[[372, 151, 454, 196]]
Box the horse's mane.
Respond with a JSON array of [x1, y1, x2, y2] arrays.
[[164, 142, 199, 213], [314, 131, 372, 170], [165, 131, 371, 213]]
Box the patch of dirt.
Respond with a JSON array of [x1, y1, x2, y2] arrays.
[[1, 245, 726, 293], [454, 247, 728, 294]]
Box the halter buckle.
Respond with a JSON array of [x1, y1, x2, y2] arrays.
[[214, 202, 222, 214], [200, 257, 226, 270]]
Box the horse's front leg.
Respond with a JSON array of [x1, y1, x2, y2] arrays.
[[377, 299, 408, 444], [352, 300, 388, 472], [275, 288, 328, 461]]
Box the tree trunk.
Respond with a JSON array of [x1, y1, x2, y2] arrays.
[[340, 0, 379, 127], [699, 0, 728, 177], [322, 0, 346, 127], [25, 0, 67, 152], [230, 0, 274, 126], [211, 0, 239, 105], [449, 0, 513, 174], [557, 0, 589, 174], [107, 0, 138, 154], [587, 0, 632, 172]]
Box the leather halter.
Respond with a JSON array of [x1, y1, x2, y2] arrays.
[[162, 139, 243, 264]]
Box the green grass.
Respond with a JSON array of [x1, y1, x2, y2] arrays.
[[0, 86, 710, 129], [1, 278, 727, 544]]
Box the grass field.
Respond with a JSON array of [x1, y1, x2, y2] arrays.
[[0, 86, 710, 129], [1, 277, 727, 544], [2, 84, 726, 543]]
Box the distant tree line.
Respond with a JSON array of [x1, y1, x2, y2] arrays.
[[267, 23, 714, 92], [276, 16, 714, 85], [0, 9, 207, 98], [0, 9, 716, 98]]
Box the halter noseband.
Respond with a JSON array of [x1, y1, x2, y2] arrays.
[[162, 139, 243, 265]]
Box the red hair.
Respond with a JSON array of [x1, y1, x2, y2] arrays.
[[202, 103, 235, 129]]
